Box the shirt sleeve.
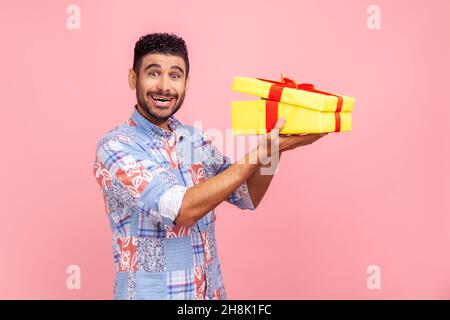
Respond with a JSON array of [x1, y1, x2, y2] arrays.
[[198, 130, 255, 210], [94, 135, 188, 226]]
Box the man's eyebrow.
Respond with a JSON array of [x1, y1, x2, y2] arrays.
[[170, 65, 185, 75], [143, 63, 185, 75], [144, 63, 161, 72]]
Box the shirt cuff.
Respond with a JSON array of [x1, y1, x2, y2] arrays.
[[236, 180, 255, 210], [159, 185, 189, 222]]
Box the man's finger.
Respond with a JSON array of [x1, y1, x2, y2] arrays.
[[290, 133, 327, 144], [294, 133, 328, 138]]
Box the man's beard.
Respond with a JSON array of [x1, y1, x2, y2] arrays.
[[136, 83, 185, 122]]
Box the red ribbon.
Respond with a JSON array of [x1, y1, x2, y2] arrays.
[[257, 76, 342, 133]]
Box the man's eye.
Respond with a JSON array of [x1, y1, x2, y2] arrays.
[[171, 73, 181, 79], [149, 71, 159, 77]]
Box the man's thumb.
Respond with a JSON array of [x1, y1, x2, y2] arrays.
[[273, 117, 286, 131]]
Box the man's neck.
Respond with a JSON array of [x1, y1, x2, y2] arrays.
[[136, 104, 172, 132]]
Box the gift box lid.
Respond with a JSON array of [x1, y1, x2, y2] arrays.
[[232, 75, 355, 113]]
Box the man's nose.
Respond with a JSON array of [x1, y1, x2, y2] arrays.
[[157, 73, 171, 93]]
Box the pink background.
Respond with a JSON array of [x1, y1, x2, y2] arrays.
[[1, 0, 449, 299]]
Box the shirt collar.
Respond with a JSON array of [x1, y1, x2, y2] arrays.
[[130, 105, 187, 142]]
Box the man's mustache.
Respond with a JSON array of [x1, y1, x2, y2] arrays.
[[147, 91, 178, 99]]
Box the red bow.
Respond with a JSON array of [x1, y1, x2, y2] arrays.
[[256, 75, 343, 133]]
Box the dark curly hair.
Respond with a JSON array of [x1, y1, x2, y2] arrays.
[[133, 32, 189, 78]]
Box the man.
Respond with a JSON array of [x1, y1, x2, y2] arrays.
[[93, 33, 327, 300]]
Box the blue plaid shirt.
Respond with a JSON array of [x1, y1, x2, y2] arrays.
[[93, 105, 254, 300]]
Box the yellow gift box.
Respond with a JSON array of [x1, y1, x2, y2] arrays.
[[230, 75, 355, 134], [231, 100, 352, 135], [232, 76, 355, 113]]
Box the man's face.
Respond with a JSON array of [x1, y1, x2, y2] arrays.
[[132, 53, 188, 122]]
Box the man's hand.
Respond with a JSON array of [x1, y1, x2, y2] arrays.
[[278, 117, 328, 152], [258, 117, 328, 161]]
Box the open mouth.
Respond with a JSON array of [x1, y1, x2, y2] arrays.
[[149, 94, 176, 108]]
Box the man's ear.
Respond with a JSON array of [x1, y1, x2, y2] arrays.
[[128, 68, 137, 90], [185, 76, 190, 93]]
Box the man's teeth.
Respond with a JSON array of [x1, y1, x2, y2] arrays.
[[151, 95, 173, 101]]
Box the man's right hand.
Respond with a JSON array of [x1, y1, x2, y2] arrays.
[[258, 117, 328, 161]]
